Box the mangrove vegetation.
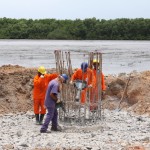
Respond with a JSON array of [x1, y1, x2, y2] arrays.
[[0, 17, 150, 40]]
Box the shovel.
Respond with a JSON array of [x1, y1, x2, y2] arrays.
[[115, 73, 131, 112]]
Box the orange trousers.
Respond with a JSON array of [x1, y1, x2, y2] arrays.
[[81, 88, 100, 111], [81, 89, 86, 104], [81, 88, 93, 104], [34, 99, 46, 114]]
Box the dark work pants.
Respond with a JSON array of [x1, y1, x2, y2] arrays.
[[40, 106, 58, 132]]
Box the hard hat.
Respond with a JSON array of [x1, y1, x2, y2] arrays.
[[61, 74, 68, 83], [93, 59, 99, 64], [38, 66, 46, 74], [81, 62, 88, 72]]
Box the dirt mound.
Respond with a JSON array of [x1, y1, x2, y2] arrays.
[[0, 65, 150, 116], [0, 65, 35, 114], [104, 71, 150, 115]]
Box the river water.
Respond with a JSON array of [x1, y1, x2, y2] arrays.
[[0, 40, 149, 75]]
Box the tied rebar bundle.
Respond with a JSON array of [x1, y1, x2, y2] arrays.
[[54, 50, 104, 125]]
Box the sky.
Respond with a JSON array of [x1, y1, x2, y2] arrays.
[[0, 0, 150, 20]]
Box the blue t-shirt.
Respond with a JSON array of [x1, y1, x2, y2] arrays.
[[44, 79, 59, 108]]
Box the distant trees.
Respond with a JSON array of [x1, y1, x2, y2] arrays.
[[0, 17, 150, 40]]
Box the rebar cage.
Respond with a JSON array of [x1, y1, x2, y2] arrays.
[[54, 50, 103, 125]]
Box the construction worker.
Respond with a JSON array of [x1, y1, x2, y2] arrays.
[[92, 59, 106, 91], [90, 59, 106, 110], [70, 62, 95, 104], [40, 74, 68, 133], [33, 66, 58, 125]]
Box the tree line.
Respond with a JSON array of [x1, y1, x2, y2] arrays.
[[0, 17, 150, 40]]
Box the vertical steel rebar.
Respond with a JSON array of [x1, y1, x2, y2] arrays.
[[54, 50, 104, 125]]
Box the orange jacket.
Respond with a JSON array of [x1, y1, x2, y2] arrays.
[[92, 69, 106, 90], [71, 68, 95, 86], [33, 73, 58, 100]]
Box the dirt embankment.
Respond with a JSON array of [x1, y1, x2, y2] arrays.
[[104, 71, 150, 115], [0, 65, 150, 115]]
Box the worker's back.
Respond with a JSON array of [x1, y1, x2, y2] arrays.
[[33, 73, 58, 100]]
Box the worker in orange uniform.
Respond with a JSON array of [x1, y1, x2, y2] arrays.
[[70, 62, 95, 104], [33, 66, 58, 125], [90, 59, 106, 110]]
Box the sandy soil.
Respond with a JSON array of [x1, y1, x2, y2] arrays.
[[0, 65, 150, 116], [104, 71, 150, 115]]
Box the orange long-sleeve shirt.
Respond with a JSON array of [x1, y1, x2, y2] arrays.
[[71, 68, 95, 86], [33, 73, 58, 100]]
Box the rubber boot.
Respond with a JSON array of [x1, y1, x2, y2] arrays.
[[35, 114, 39, 125], [39, 114, 45, 125]]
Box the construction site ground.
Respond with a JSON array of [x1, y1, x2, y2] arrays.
[[0, 65, 150, 150]]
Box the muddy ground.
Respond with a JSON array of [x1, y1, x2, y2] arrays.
[[0, 65, 150, 116]]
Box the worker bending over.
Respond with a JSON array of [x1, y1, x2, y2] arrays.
[[70, 62, 95, 104], [40, 74, 68, 133]]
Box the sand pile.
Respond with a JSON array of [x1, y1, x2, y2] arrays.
[[0, 65, 150, 116]]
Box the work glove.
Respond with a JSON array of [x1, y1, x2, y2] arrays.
[[70, 81, 73, 85], [88, 84, 92, 88], [56, 99, 61, 103], [56, 100, 61, 109], [85, 78, 88, 82], [40, 75, 44, 78], [56, 101, 66, 112]]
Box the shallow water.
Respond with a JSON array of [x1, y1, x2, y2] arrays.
[[0, 40, 150, 75]]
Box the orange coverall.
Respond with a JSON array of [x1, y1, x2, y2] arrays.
[[71, 68, 95, 104], [33, 73, 58, 114], [91, 69, 106, 104]]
